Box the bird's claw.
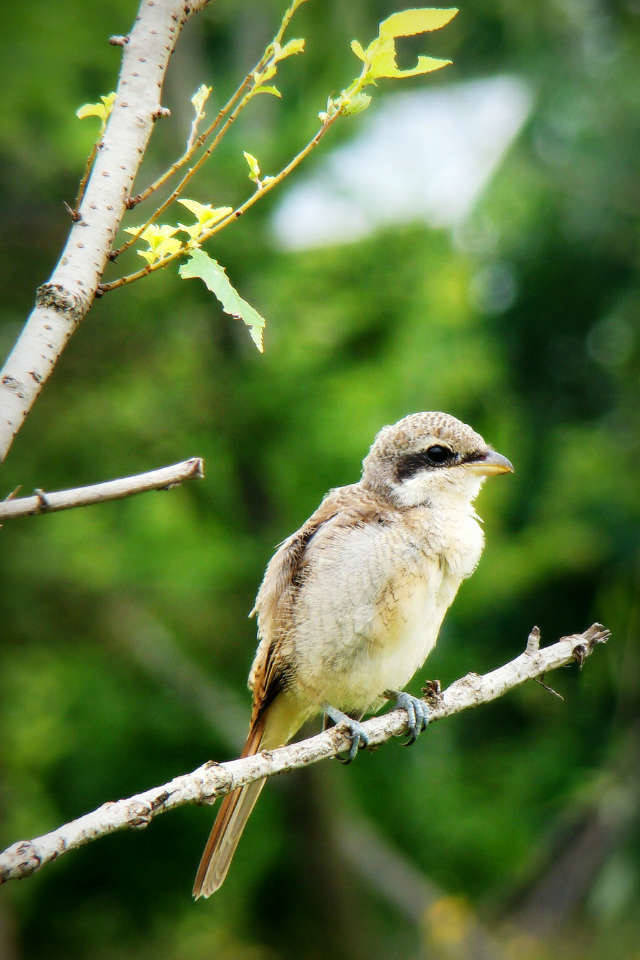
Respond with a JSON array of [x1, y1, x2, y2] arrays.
[[324, 706, 369, 764], [385, 690, 429, 745]]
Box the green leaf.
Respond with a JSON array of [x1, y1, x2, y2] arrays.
[[253, 64, 278, 86], [350, 39, 367, 62], [378, 8, 459, 40], [177, 198, 232, 225], [123, 223, 183, 264], [179, 249, 265, 352], [175, 199, 233, 239], [341, 92, 372, 116], [372, 50, 452, 79], [253, 85, 282, 98], [276, 37, 305, 60], [191, 84, 212, 116], [76, 92, 117, 132], [243, 151, 261, 183], [351, 8, 458, 83]]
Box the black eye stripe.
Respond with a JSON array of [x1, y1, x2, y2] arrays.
[[395, 445, 456, 481]]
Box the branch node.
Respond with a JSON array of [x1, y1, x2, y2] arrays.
[[421, 679, 442, 708], [63, 201, 82, 223], [190, 456, 205, 479], [109, 34, 130, 46], [35, 284, 86, 325], [525, 625, 541, 655], [566, 624, 610, 670], [129, 802, 153, 829], [584, 622, 611, 650], [152, 106, 172, 121], [33, 488, 51, 512], [572, 644, 587, 669], [150, 791, 171, 812]]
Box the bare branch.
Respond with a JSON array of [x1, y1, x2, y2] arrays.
[[0, 624, 609, 886], [0, 458, 204, 521], [0, 0, 211, 464]]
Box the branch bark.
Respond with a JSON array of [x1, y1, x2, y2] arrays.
[[0, 457, 204, 521], [0, 0, 210, 464], [0, 623, 609, 886]]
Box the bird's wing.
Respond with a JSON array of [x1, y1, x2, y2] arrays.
[[248, 484, 388, 720]]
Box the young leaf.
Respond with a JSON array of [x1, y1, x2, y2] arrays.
[[378, 8, 459, 40], [351, 8, 458, 83], [186, 84, 212, 150], [177, 198, 232, 225], [176, 199, 233, 239], [191, 84, 212, 116], [253, 64, 278, 86], [350, 39, 367, 62], [371, 46, 452, 79], [76, 92, 117, 133], [341, 92, 372, 116], [124, 224, 183, 264], [253, 85, 282, 98], [179, 249, 266, 352], [243, 151, 261, 183], [276, 37, 305, 60]]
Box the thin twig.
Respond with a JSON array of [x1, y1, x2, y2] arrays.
[[0, 623, 609, 885], [124, 0, 309, 217], [99, 108, 341, 293], [115, 0, 309, 259], [111, 84, 255, 259], [0, 458, 204, 521]]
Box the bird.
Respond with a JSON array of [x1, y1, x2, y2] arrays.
[[193, 411, 513, 898]]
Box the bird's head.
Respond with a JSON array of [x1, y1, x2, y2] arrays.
[[361, 411, 513, 509]]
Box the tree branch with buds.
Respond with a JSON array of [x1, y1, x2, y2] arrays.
[[0, 3, 461, 462], [0, 623, 609, 887]]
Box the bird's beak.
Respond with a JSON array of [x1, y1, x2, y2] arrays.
[[464, 449, 514, 476]]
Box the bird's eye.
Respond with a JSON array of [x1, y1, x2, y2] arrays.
[[426, 445, 453, 465], [394, 444, 456, 481]]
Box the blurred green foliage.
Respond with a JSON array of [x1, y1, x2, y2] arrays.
[[1, 1, 639, 958]]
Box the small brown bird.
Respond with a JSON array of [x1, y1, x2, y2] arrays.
[[193, 411, 512, 898]]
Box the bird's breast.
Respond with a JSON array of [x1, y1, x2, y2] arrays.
[[289, 508, 483, 714]]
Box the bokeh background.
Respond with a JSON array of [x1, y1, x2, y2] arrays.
[[1, 1, 639, 958]]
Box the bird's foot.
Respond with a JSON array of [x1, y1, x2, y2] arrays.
[[324, 705, 369, 764], [384, 690, 429, 746]]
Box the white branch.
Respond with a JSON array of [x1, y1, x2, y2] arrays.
[[0, 457, 203, 521], [0, 0, 211, 463], [0, 623, 609, 886]]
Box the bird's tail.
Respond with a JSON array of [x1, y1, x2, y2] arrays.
[[192, 698, 300, 898]]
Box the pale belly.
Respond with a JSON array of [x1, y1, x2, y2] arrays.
[[273, 502, 484, 721], [292, 554, 461, 715]]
